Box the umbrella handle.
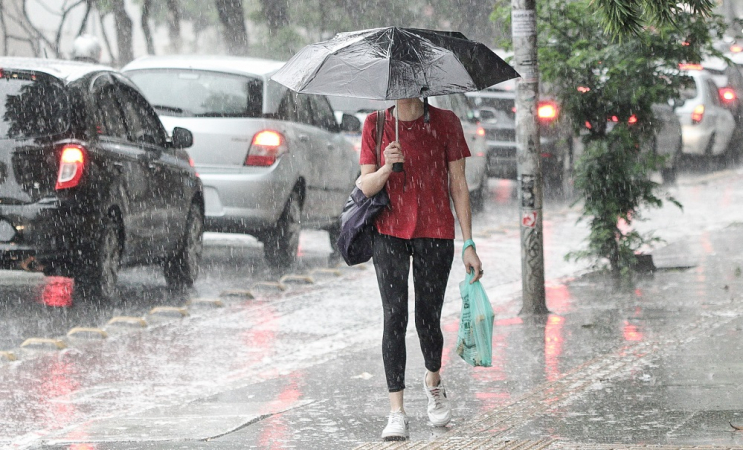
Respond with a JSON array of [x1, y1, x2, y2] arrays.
[[393, 99, 403, 172]]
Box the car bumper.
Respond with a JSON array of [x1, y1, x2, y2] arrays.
[[0, 201, 97, 269], [486, 138, 567, 179], [197, 167, 292, 235], [681, 125, 713, 155]]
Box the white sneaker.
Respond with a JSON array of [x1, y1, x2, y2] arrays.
[[381, 411, 409, 441], [423, 372, 452, 427]]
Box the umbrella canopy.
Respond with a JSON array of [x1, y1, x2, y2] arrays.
[[271, 27, 520, 100]]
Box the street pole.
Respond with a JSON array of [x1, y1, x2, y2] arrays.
[[511, 0, 548, 315]]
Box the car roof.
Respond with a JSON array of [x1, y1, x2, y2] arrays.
[[122, 55, 286, 79], [0, 57, 113, 83]]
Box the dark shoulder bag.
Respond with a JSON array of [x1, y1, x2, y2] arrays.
[[336, 110, 390, 266]]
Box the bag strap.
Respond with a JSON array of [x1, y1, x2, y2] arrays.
[[375, 109, 385, 169]]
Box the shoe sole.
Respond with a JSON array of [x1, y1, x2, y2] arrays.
[[382, 435, 408, 441]]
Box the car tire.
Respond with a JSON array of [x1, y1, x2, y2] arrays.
[[264, 190, 302, 269], [77, 214, 121, 301], [163, 202, 203, 289]]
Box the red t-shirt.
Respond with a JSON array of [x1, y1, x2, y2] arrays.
[[359, 105, 471, 240]]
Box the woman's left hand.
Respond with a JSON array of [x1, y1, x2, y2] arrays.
[[464, 246, 483, 284]]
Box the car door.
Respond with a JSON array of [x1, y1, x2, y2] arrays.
[[112, 77, 183, 255], [90, 73, 154, 260], [307, 94, 353, 219]]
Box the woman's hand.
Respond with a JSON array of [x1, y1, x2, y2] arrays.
[[383, 141, 404, 170], [464, 246, 483, 284]]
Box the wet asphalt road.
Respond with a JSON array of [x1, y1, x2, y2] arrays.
[[4, 158, 743, 449]]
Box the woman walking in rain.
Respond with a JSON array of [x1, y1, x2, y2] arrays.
[[355, 97, 483, 441]]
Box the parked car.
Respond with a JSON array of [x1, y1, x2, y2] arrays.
[[0, 57, 203, 299], [702, 56, 743, 157], [327, 94, 490, 211], [597, 103, 683, 184], [674, 64, 736, 159], [122, 55, 360, 268], [465, 79, 575, 193]]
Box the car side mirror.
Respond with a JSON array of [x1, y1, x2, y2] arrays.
[[477, 107, 498, 123], [339, 113, 362, 133], [171, 127, 193, 149]]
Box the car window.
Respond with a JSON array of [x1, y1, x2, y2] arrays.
[[309, 95, 338, 131], [92, 75, 127, 139], [678, 75, 698, 101], [295, 94, 313, 126], [446, 94, 474, 122], [115, 84, 167, 147], [127, 69, 263, 118], [277, 91, 298, 122], [0, 71, 69, 139]]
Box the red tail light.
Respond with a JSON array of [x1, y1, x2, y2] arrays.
[[720, 87, 736, 103], [245, 130, 287, 166], [628, 114, 638, 124], [537, 102, 558, 122], [55, 144, 86, 190], [731, 44, 743, 53], [679, 63, 703, 71], [692, 104, 705, 124], [476, 125, 485, 136]]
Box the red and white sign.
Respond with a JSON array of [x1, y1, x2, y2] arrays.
[[522, 211, 537, 228]]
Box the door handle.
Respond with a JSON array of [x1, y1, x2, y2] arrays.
[[298, 134, 310, 142]]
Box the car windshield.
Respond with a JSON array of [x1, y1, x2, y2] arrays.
[[127, 69, 263, 118], [0, 71, 68, 139]]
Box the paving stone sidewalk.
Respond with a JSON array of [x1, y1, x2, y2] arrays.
[[355, 223, 743, 449]]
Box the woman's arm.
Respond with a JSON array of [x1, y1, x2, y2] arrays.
[[356, 141, 404, 198], [449, 158, 483, 282]]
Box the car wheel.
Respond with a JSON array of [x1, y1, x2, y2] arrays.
[[163, 202, 203, 289], [264, 190, 302, 269], [77, 215, 121, 300], [470, 174, 488, 213]]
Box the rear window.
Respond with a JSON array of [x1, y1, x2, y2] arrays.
[[0, 71, 69, 139], [678, 75, 698, 101], [127, 69, 263, 118]]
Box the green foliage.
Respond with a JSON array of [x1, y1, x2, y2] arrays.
[[592, 0, 716, 37], [496, 0, 725, 276], [568, 126, 680, 274]]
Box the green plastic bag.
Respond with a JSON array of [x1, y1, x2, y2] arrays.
[[456, 270, 495, 367]]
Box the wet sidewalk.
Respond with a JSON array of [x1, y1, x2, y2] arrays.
[[354, 223, 743, 449]]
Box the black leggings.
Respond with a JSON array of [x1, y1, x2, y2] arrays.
[[372, 233, 454, 392]]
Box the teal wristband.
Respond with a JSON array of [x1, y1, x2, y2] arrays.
[[462, 239, 476, 258]]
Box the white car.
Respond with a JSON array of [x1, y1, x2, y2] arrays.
[[122, 55, 359, 268], [327, 94, 490, 211], [674, 65, 736, 158]]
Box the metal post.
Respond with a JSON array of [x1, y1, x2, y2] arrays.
[[512, 0, 547, 314]]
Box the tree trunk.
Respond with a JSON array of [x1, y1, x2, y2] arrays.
[[110, 0, 133, 66], [140, 0, 155, 55], [260, 0, 288, 34], [166, 0, 181, 53], [214, 0, 248, 55]]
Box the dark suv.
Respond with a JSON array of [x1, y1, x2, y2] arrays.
[[466, 79, 575, 192], [0, 58, 203, 299]]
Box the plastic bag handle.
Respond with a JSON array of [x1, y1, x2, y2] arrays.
[[462, 239, 476, 259]]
